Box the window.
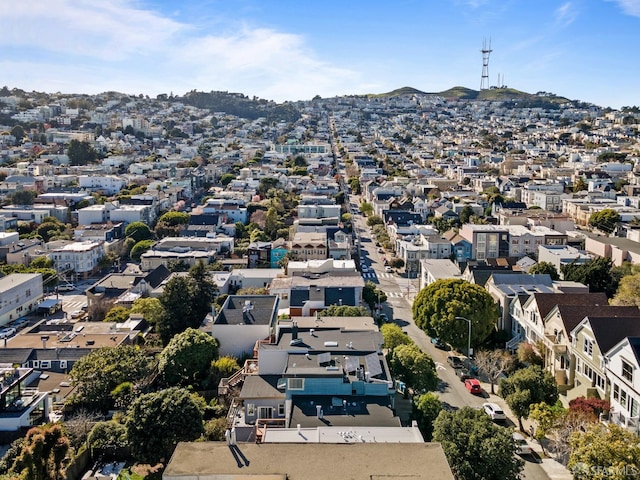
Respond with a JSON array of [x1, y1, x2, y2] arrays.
[[278, 404, 285, 416], [288, 378, 304, 390], [622, 360, 634, 382], [583, 337, 594, 357], [621, 390, 628, 409], [614, 383, 620, 401], [40, 360, 51, 369], [595, 374, 605, 391], [246, 404, 255, 416]]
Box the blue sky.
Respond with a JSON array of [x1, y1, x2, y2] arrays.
[[1, 0, 638, 108]]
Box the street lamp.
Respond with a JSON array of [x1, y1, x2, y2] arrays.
[[455, 316, 472, 360]]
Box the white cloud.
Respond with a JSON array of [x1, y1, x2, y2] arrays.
[[555, 2, 578, 27], [607, 0, 640, 17], [0, 0, 362, 101]]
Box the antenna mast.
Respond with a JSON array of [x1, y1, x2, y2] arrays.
[[480, 38, 492, 90]]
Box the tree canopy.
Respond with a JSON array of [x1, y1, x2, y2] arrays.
[[126, 387, 204, 464], [529, 261, 560, 280], [130, 239, 155, 261], [433, 407, 523, 480], [319, 305, 369, 317], [158, 328, 219, 387], [412, 279, 498, 353], [499, 364, 559, 431], [561, 257, 617, 296], [362, 281, 387, 312], [67, 139, 98, 165], [68, 345, 152, 412], [124, 221, 153, 243], [8, 424, 70, 480], [610, 273, 640, 307], [589, 208, 620, 235], [380, 323, 412, 352], [413, 392, 442, 441], [389, 343, 438, 393]]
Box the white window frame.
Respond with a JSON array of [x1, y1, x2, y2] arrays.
[[40, 360, 51, 369], [59, 360, 67, 370]]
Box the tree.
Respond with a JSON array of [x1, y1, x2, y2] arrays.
[[11, 190, 37, 206], [130, 239, 155, 261], [458, 205, 474, 224], [130, 297, 165, 326], [67, 345, 152, 412], [157, 263, 217, 344], [220, 173, 235, 186], [9, 424, 70, 480], [362, 281, 387, 312], [561, 257, 616, 296], [389, 257, 405, 269], [348, 176, 361, 194], [87, 420, 129, 456], [412, 279, 499, 354], [529, 401, 566, 453], [611, 273, 640, 307], [210, 356, 241, 387], [529, 261, 560, 280], [413, 392, 442, 441], [67, 139, 98, 165], [569, 423, 640, 480], [474, 349, 514, 394], [319, 305, 369, 317], [126, 387, 204, 464], [264, 206, 280, 239], [569, 396, 610, 421], [366, 215, 384, 227], [380, 323, 412, 352], [10, 125, 25, 143], [589, 208, 620, 235], [433, 407, 523, 480], [389, 343, 438, 393], [103, 305, 130, 323], [359, 201, 373, 216], [499, 365, 559, 431], [158, 328, 219, 387], [154, 211, 190, 238], [124, 221, 153, 243], [516, 342, 544, 366], [29, 256, 53, 269]]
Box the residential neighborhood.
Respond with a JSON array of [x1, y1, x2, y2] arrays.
[[0, 86, 640, 479]]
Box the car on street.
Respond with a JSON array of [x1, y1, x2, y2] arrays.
[[57, 284, 75, 292], [456, 368, 473, 381], [482, 402, 507, 421], [71, 310, 85, 320], [0, 327, 17, 339], [377, 247, 384, 253], [464, 378, 482, 394], [512, 432, 532, 455], [431, 337, 447, 349], [385, 265, 393, 273], [361, 265, 369, 273], [447, 356, 465, 369], [378, 313, 388, 323]]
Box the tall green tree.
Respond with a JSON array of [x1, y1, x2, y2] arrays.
[[569, 423, 640, 480], [362, 281, 387, 312], [130, 297, 165, 326], [158, 328, 219, 387], [561, 257, 617, 296], [589, 208, 620, 235], [389, 343, 438, 393], [433, 407, 523, 480], [11, 190, 37, 206], [67, 346, 152, 412], [380, 323, 412, 352], [9, 424, 70, 480], [413, 392, 442, 441], [319, 305, 369, 317], [130, 239, 155, 261], [126, 387, 204, 464], [412, 279, 498, 353], [124, 221, 153, 243], [499, 365, 559, 431], [67, 139, 98, 165], [529, 261, 560, 280]]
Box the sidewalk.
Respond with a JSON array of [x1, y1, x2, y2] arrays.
[[477, 381, 573, 480]]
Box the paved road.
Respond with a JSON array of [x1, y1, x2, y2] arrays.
[[351, 208, 556, 480]]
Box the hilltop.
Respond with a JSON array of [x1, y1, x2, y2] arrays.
[[369, 85, 572, 108]]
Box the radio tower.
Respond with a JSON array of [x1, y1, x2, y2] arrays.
[[480, 38, 492, 90]]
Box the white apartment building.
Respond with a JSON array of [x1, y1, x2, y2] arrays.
[[0, 273, 43, 326], [49, 241, 105, 278], [78, 175, 126, 196]]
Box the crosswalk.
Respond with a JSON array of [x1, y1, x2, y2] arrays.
[[386, 292, 404, 298], [362, 272, 377, 279], [362, 272, 394, 279]]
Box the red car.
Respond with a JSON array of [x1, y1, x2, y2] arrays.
[[464, 378, 482, 395]]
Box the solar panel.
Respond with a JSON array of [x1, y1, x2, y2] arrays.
[[317, 352, 331, 365], [364, 352, 383, 377], [344, 356, 359, 373]]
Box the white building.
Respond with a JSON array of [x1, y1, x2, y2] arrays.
[[78, 175, 126, 195], [48, 241, 105, 278], [0, 273, 43, 326]]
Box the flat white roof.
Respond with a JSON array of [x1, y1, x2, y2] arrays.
[[263, 425, 424, 443]]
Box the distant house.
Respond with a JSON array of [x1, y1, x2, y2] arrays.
[[0, 273, 43, 326], [211, 295, 279, 358]]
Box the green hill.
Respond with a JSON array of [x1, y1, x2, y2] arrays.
[[368, 85, 571, 107]]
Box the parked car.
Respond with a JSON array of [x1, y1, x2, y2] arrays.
[[57, 284, 75, 292], [378, 313, 388, 323], [361, 265, 369, 273], [482, 402, 507, 421], [385, 265, 393, 273], [464, 378, 482, 394], [456, 368, 473, 381], [447, 356, 464, 369], [70, 310, 85, 320], [513, 432, 532, 455], [0, 327, 17, 339], [431, 337, 447, 349], [377, 247, 384, 253]]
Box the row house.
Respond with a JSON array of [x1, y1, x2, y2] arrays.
[[48, 241, 105, 279], [394, 234, 452, 278]]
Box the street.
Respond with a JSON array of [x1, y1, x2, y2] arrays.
[[351, 208, 556, 480]]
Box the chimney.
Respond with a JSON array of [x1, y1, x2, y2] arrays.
[[41, 335, 49, 349], [292, 321, 298, 340]]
